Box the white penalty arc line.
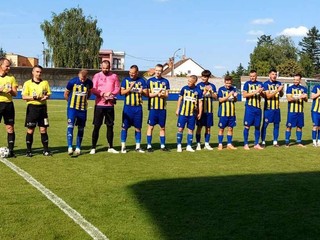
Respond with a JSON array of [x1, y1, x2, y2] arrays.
[[0, 157, 108, 240]]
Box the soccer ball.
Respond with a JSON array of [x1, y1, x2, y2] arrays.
[[0, 147, 10, 158]]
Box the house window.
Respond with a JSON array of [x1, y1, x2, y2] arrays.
[[113, 58, 121, 70]]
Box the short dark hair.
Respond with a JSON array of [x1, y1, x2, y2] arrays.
[[0, 57, 11, 66], [294, 73, 302, 78], [130, 65, 139, 71], [201, 70, 211, 77], [269, 68, 277, 74], [249, 70, 257, 74], [32, 65, 43, 70], [155, 64, 163, 69], [224, 76, 232, 81]]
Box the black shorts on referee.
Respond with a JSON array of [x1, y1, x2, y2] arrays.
[[25, 104, 49, 128]]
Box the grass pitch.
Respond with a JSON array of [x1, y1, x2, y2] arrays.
[[1, 99, 320, 240]]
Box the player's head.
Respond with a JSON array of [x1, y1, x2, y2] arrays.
[[269, 68, 277, 81], [154, 64, 163, 78], [32, 65, 43, 80], [0, 57, 11, 75], [129, 65, 139, 79], [249, 70, 257, 82], [78, 69, 88, 82], [201, 69, 211, 82], [187, 75, 198, 87], [101, 60, 111, 74], [224, 75, 233, 89], [293, 73, 302, 85]]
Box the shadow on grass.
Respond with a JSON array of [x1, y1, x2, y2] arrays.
[[130, 172, 320, 240]]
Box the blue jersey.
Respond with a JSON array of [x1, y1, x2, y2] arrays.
[[218, 85, 236, 117], [286, 84, 307, 113], [243, 80, 264, 108], [66, 77, 93, 111], [196, 82, 216, 113], [178, 85, 203, 116], [263, 80, 283, 110], [311, 84, 320, 113], [121, 77, 147, 106], [147, 77, 170, 110]]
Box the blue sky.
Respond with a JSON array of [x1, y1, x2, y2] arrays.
[[1, 0, 319, 77]]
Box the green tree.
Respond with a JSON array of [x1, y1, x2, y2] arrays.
[[277, 59, 303, 77], [257, 34, 273, 46], [0, 47, 6, 58], [299, 26, 320, 74], [40, 7, 103, 68], [298, 53, 314, 77], [249, 35, 298, 75]]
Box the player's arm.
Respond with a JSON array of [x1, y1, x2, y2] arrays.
[[311, 92, 320, 100], [8, 85, 18, 97], [91, 74, 102, 97], [112, 75, 121, 96], [242, 90, 253, 98], [141, 88, 148, 97], [121, 81, 135, 95], [286, 92, 295, 102], [301, 90, 308, 102], [21, 84, 33, 101], [211, 91, 218, 100], [64, 89, 70, 101], [176, 96, 182, 116], [197, 99, 203, 120]]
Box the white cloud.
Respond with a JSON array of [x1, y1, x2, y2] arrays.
[[278, 26, 308, 37], [247, 30, 264, 36], [213, 65, 226, 69], [251, 18, 274, 25], [246, 39, 258, 43]]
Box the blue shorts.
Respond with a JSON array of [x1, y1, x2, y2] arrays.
[[244, 106, 261, 127], [263, 109, 281, 124], [196, 112, 213, 127], [177, 115, 196, 130], [67, 108, 87, 127], [286, 112, 304, 128], [147, 109, 167, 127], [218, 116, 236, 129], [122, 105, 143, 129], [312, 112, 320, 127]]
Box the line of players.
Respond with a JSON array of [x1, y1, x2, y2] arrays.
[[1, 56, 320, 157]]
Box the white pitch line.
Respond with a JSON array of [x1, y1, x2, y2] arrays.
[[0, 157, 108, 240]]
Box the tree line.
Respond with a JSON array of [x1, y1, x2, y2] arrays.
[[227, 26, 320, 87]]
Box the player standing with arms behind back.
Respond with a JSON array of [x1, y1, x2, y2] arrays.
[[64, 69, 93, 156], [195, 70, 217, 151]]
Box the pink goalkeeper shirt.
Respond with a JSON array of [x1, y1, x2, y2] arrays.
[[91, 71, 120, 107]]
